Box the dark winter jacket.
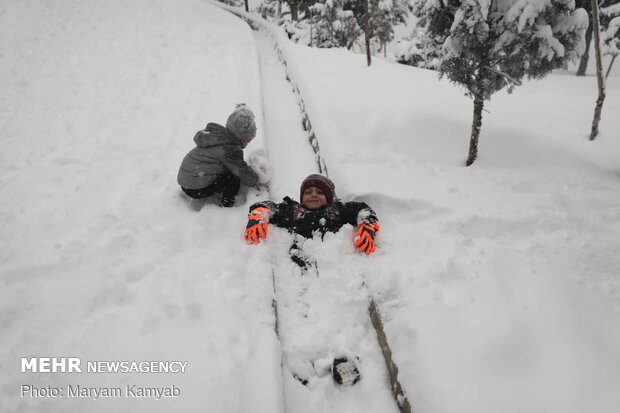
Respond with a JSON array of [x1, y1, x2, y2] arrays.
[[177, 123, 259, 190], [250, 197, 378, 239]]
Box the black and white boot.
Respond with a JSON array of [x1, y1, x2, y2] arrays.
[[332, 357, 361, 386]]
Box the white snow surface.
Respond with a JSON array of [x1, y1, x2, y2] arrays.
[[1, 1, 620, 413]]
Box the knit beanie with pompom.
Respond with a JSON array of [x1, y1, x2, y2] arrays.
[[225, 103, 256, 141]]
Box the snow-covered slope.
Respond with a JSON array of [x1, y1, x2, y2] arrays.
[[1, 1, 280, 412], [1, 0, 620, 412], [281, 43, 620, 413]]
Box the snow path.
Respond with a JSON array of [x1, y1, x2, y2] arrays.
[[252, 27, 399, 413], [252, 30, 318, 198]]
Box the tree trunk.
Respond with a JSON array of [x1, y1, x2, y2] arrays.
[[577, 16, 593, 76], [364, 0, 371, 66], [606, 55, 617, 79], [589, 0, 606, 140], [290, 0, 299, 21], [466, 95, 484, 166], [244, 0, 248, 12]]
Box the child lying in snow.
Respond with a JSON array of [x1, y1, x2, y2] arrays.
[[177, 104, 259, 208], [244, 174, 377, 386], [244, 174, 380, 260]]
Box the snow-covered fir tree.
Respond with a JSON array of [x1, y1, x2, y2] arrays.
[[259, 0, 361, 47], [285, 0, 314, 20], [395, 29, 429, 67], [601, 2, 620, 77], [576, 0, 620, 76], [257, 0, 410, 52], [256, 0, 315, 21], [308, 0, 361, 48], [257, 0, 282, 19], [412, 0, 588, 166], [369, 0, 410, 56], [396, 2, 446, 68], [340, 0, 410, 54]]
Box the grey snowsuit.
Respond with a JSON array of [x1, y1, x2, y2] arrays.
[[177, 123, 259, 190]]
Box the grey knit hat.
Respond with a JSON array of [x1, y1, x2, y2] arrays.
[[300, 174, 335, 204], [226, 103, 257, 141]]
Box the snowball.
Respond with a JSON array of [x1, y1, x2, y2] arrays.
[[246, 149, 274, 184]]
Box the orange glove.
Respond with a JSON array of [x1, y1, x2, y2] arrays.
[[244, 207, 270, 244], [354, 221, 380, 255]]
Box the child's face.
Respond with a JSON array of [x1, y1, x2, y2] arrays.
[[301, 186, 327, 210], [240, 140, 250, 149]]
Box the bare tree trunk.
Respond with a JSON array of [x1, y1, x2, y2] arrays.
[[577, 19, 593, 76], [606, 55, 617, 79], [290, 0, 299, 21], [589, 0, 606, 140], [466, 95, 484, 166], [363, 0, 371, 66], [244, 0, 248, 12]]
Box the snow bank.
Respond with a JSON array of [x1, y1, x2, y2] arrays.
[[280, 39, 620, 413], [0, 1, 280, 412]]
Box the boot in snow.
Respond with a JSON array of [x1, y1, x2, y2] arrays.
[[332, 357, 361, 386]]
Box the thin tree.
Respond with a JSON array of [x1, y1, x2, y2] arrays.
[[364, 0, 372, 66], [601, 2, 620, 77], [577, 0, 594, 76], [289, 0, 300, 20], [414, 0, 588, 166], [590, 0, 606, 139]]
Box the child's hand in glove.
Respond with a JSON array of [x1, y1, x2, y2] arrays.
[[354, 221, 380, 255], [244, 207, 270, 244]]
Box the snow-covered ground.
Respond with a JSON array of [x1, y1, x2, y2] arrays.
[[1, 1, 620, 412]]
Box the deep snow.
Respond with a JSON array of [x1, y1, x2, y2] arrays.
[[1, 0, 620, 412]]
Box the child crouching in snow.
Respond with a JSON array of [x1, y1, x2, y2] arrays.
[[243, 174, 380, 268], [177, 104, 259, 208]]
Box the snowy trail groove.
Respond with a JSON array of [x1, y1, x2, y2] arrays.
[[251, 23, 411, 412], [249, 24, 403, 413], [249, 22, 404, 412]]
